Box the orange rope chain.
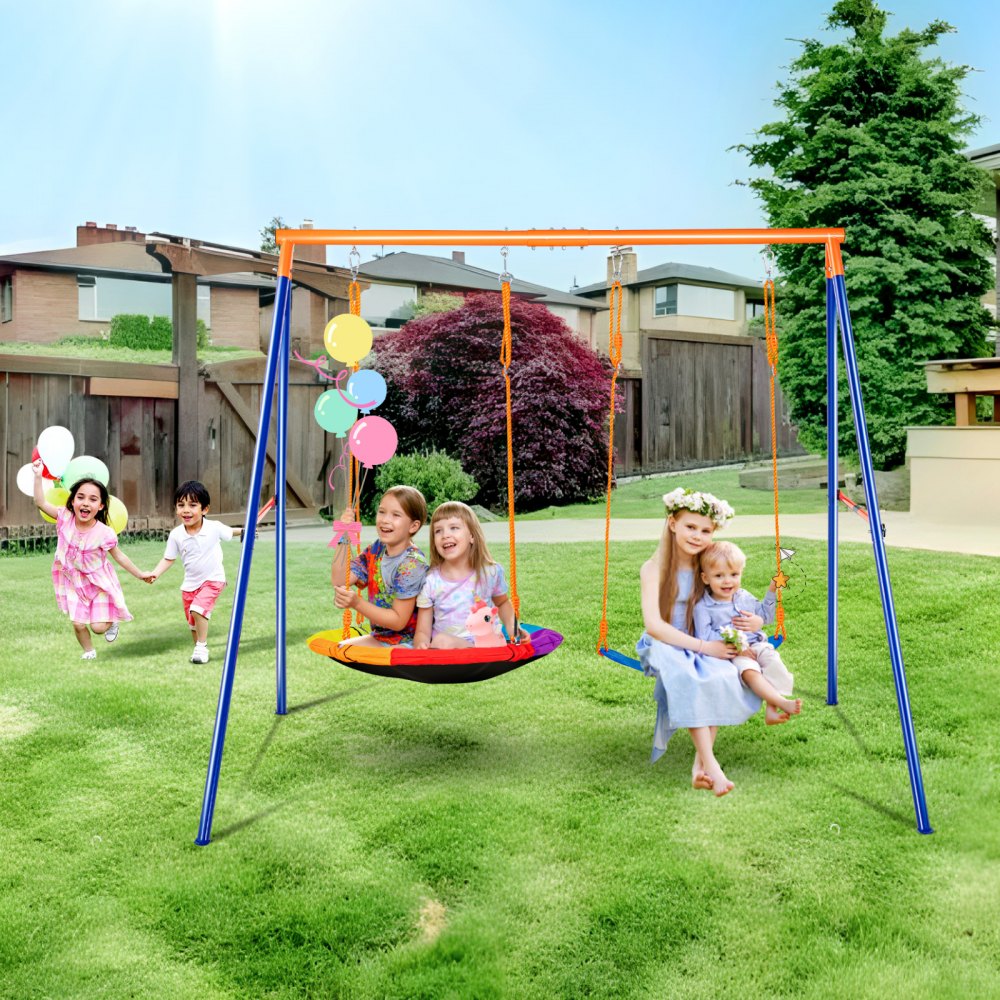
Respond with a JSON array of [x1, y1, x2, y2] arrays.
[[596, 279, 624, 653], [763, 277, 786, 642], [341, 280, 363, 640], [499, 279, 520, 621]]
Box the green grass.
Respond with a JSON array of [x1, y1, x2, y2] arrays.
[[1, 537, 997, 998], [0, 339, 262, 364], [522, 465, 829, 519]]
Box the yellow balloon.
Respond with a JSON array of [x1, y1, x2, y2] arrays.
[[108, 496, 128, 534], [323, 314, 373, 366], [40, 486, 69, 524]]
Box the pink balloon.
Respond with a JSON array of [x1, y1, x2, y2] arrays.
[[347, 416, 398, 469]]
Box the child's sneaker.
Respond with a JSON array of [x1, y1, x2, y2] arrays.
[[105, 622, 119, 643], [81, 649, 97, 660], [190, 643, 210, 664]]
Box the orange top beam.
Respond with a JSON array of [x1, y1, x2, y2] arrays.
[[275, 227, 844, 249]]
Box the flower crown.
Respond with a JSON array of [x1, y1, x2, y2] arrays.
[[662, 487, 735, 528]]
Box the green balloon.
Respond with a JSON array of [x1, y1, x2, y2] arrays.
[[61, 455, 110, 488], [314, 390, 357, 438]]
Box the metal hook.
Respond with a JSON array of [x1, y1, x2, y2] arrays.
[[498, 245, 513, 284]]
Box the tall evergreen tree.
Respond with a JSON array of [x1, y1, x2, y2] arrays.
[[740, 0, 994, 468]]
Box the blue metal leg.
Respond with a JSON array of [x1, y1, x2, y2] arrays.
[[826, 279, 838, 705], [275, 281, 291, 717], [195, 273, 293, 845], [830, 273, 932, 834]]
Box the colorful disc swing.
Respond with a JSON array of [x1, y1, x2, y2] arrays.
[[307, 249, 563, 683], [594, 250, 790, 671]]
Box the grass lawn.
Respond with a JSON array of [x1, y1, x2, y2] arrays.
[[1, 537, 997, 998], [521, 466, 829, 519], [0, 339, 262, 365]]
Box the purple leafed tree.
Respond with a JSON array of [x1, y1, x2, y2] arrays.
[[373, 292, 614, 511]]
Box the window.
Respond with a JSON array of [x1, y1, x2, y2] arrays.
[[654, 282, 735, 320], [1, 277, 12, 323], [654, 284, 677, 316], [746, 300, 766, 319], [77, 274, 211, 326]]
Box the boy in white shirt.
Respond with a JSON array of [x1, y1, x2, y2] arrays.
[[147, 480, 241, 663]]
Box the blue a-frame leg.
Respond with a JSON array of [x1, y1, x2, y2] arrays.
[[825, 242, 932, 834], [196, 247, 294, 845]]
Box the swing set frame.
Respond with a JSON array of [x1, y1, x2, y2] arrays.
[[194, 227, 932, 846]]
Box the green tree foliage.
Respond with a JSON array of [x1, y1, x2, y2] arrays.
[[740, 0, 994, 468], [412, 292, 465, 318], [259, 216, 286, 254], [367, 450, 478, 519]]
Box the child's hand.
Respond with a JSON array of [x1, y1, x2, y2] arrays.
[[31, 459, 44, 478], [143, 572, 157, 584], [414, 636, 430, 650], [732, 612, 763, 632], [334, 585, 359, 610]]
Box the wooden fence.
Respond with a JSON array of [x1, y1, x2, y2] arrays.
[[612, 330, 802, 476], [3, 332, 802, 532], [0, 354, 346, 533]]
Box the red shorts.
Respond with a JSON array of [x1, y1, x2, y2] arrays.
[[182, 581, 226, 627]]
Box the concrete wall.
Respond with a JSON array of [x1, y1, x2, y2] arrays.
[[907, 425, 1000, 522]]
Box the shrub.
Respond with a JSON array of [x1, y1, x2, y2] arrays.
[[373, 292, 613, 511], [108, 314, 211, 351], [363, 450, 478, 519], [108, 314, 154, 350]]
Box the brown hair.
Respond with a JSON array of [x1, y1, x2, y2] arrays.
[[699, 540, 746, 574], [380, 485, 427, 533], [655, 512, 716, 634], [428, 501, 495, 580]]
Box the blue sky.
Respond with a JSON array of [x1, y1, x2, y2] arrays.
[[2, 0, 997, 291]]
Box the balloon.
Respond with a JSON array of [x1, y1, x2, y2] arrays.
[[348, 416, 398, 469], [39, 486, 69, 524], [323, 314, 373, 366], [31, 447, 55, 480], [108, 496, 128, 534], [344, 369, 387, 413], [16, 463, 36, 497], [60, 455, 110, 488], [36, 426, 75, 477], [314, 390, 358, 438]]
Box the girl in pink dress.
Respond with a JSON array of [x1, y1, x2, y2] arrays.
[[32, 461, 147, 660]]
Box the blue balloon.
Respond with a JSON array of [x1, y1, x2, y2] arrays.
[[314, 390, 357, 437], [345, 369, 387, 413]]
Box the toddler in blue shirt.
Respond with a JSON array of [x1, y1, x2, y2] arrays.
[[694, 541, 802, 725]]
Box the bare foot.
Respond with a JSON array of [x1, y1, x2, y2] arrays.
[[691, 766, 713, 790], [704, 764, 734, 797], [766, 704, 790, 725]]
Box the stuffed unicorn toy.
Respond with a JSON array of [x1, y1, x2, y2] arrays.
[[465, 599, 507, 647]]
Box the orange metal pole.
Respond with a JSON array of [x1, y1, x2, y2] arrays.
[[276, 227, 845, 249]]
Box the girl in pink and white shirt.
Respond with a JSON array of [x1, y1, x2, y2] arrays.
[[32, 461, 146, 660]]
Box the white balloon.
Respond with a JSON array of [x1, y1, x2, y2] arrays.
[[16, 463, 36, 497], [36, 426, 75, 477]]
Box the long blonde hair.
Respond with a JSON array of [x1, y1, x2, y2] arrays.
[[428, 501, 496, 580], [656, 514, 711, 634]]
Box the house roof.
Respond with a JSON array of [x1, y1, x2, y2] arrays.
[[356, 252, 604, 310], [573, 261, 763, 297], [0, 241, 276, 289]]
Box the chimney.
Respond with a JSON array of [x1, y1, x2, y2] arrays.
[[292, 218, 327, 266], [77, 221, 146, 247], [607, 246, 638, 286], [452, 251, 466, 265]]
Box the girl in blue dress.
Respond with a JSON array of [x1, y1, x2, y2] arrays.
[[637, 488, 763, 796]]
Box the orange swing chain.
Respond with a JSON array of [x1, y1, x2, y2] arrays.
[[340, 265, 364, 640], [596, 258, 624, 654], [499, 257, 520, 624], [763, 269, 787, 643]]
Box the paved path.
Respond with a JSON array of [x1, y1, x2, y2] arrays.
[[265, 511, 1000, 558]]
